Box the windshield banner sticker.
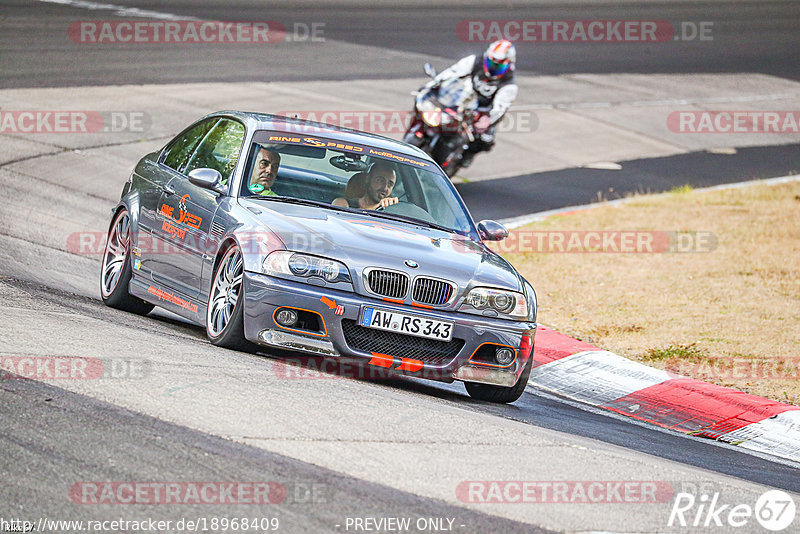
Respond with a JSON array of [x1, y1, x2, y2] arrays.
[[264, 133, 432, 169]]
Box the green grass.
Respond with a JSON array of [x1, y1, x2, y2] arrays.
[[642, 343, 706, 362], [668, 184, 694, 195]]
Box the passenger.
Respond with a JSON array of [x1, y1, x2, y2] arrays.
[[333, 161, 399, 210]]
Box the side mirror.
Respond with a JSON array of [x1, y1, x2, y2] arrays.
[[423, 62, 437, 79], [477, 220, 509, 242], [188, 168, 225, 194]]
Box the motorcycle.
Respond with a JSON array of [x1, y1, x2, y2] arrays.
[[403, 64, 486, 178]]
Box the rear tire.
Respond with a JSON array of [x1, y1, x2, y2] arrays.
[[206, 244, 254, 351], [100, 208, 154, 315], [464, 354, 533, 404]]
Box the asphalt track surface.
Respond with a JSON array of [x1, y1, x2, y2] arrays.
[[3, 1, 800, 532], [2, 371, 547, 534], [3, 279, 800, 513], [463, 142, 800, 221], [2, 0, 800, 87]]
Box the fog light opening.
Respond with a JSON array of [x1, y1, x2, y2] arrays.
[[275, 308, 299, 327], [495, 347, 515, 366]]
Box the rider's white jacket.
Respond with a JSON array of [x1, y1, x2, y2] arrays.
[[429, 54, 518, 126]]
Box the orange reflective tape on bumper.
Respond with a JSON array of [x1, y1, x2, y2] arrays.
[[397, 358, 423, 372], [369, 352, 395, 368]]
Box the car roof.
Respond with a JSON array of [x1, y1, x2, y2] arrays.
[[210, 110, 434, 162]]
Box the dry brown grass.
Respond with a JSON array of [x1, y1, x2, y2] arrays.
[[500, 180, 800, 405]]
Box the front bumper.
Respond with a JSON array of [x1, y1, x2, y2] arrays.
[[242, 272, 536, 387]]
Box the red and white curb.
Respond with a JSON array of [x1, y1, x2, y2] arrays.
[[529, 325, 800, 463]]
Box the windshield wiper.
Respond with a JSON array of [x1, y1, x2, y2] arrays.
[[361, 209, 455, 234]]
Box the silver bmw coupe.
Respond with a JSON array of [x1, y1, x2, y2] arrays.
[[101, 111, 537, 403]]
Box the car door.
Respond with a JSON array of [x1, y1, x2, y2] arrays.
[[140, 117, 218, 283], [151, 118, 245, 301]]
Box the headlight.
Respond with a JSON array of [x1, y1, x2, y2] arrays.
[[419, 98, 442, 127], [461, 287, 528, 320], [263, 251, 351, 285]]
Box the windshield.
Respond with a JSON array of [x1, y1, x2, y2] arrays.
[[436, 77, 477, 110], [239, 131, 476, 236]]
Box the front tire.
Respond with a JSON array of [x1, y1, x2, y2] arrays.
[[206, 244, 253, 351], [464, 354, 533, 404], [431, 136, 464, 178], [402, 127, 426, 148], [100, 209, 154, 315]]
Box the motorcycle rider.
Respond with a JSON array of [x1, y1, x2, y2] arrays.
[[425, 39, 518, 168]]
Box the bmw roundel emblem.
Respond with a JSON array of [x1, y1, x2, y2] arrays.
[[404, 259, 419, 268]]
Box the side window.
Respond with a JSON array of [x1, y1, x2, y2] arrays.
[[163, 118, 218, 172], [184, 119, 246, 183]]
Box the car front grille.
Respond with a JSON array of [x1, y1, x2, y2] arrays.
[[341, 319, 464, 366], [365, 269, 409, 299], [412, 277, 455, 306]]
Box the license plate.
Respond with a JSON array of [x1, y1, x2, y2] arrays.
[[360, 307, 453, 342]]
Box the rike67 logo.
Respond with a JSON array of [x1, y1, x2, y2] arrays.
[[669, 488, 796, 531]]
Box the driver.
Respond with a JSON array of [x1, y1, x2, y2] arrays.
[[248, 147, 281, 195], [333, 161, 398, 210]]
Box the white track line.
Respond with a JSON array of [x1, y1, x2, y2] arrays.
[[37, 0, 199, 21], [513, 92, 799, 111], [501, 173, 800, 228]]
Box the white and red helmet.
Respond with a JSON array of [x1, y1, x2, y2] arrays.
[[483, 39, 516, 79]]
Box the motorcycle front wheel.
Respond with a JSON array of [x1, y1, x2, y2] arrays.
[[402, 126, 427, 148], [432, 136, 465, 178]]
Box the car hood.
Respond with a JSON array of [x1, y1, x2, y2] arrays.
[[239, 199, 523, 294]]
